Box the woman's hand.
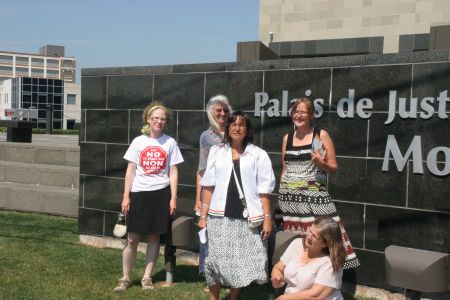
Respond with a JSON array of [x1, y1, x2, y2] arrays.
[[311, 149, 325, 167], [121, 196, 130, 214], [169, 198, 177, 215], [198, 217, 207, 229], [271, 268, 285, 289], [261, 217, 272, 240]]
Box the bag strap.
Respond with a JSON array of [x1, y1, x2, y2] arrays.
[[232, 163, 247, 209]]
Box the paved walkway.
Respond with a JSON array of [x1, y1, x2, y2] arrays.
[[0, 132, 79, 148]]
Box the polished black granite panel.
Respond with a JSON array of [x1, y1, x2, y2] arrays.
[[324, 113, 368, 157], [80, 110, 85, 142], [408, 161, 450, 211], [85, 110, 129, 144], [368, 114, 418, 158], [330, 157, 407, 206], [260, 114, 292, 153], [154, 73, 204, 110], [333, 201, 364, 249], [173, 62, 226, 73], [105, 144, 129, 178], [365, 205, 450, 252], [79, 175, 84, 207], [332, 65, 411, 112], [81, 76, 106, 109], [82, 65, 173, 76], [353, 250, 391, 290], [80, 142, 105, 176], [83, 176, 124, 211], [247, 113, 263, 147], [128, 109, 177, 143], [78, 208, 104, 235], [205, 71, 264, 111], [290, 55, 363, 69], [176, 185, 196, 216], [177, 111, 206, 149], [369, 114, 450, 158], [129, 110, 143, 142], [362, 50, 450, 65], [412, 62, 450, 101], [178, 148, 198, 186], [264, 69, 331, 109], [227, 60, 289, 71], [107, 75, 153, 109], [268, 152, 282, 194]]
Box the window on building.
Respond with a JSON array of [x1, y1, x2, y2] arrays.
[[16, 56, 29, 65], [0, 66, 13, 75], [67, 94, 76, 105], [0, 55, 13, 64], [47, 59, 59, 67], [16, 67, 29, 76], [31, 58, 44, 67]]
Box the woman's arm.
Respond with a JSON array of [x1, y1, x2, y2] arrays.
[[276, 283, 337, 300], [121, 162, 136, 213], [280, 133, 288, 177], [197, 186, 214, 229], [194, 170, 205, 212], [260, 193, 272, 240], [311, 130, 338, 173], [270, 260, 286, 289], [169, 165, 179, 215]]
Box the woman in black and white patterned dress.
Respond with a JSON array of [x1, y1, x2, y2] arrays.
[[198, 111, 276, 300], [277, 97, 359, 269]]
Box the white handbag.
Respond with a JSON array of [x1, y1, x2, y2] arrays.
[[113, 213, 127, 238]]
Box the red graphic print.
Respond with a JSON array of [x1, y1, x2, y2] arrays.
[[139, 146, 168, 174]]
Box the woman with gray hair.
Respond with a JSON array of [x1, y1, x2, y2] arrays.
[[194, 94, 231, 280]]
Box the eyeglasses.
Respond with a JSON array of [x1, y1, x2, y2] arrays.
[[150, 117, 167, 123], [214, 108, 230, 113], [229, 123, 247, 129]]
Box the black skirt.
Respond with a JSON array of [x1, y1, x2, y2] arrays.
[[127, 186, 171, 234]]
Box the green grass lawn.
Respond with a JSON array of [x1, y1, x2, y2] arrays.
[[0, 210, 373, 300]]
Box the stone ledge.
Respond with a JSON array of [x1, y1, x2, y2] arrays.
[[79, 235, 408, 299]]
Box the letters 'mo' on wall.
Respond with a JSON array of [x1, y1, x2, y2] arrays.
[[79, 51, 450, 294]]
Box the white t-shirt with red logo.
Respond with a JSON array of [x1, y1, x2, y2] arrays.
[[124, 134, 184, 192]]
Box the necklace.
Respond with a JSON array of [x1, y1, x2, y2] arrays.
[[232, 148, 241, 160]]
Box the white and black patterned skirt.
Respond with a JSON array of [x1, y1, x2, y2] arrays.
[[205, 216, 268, 288]]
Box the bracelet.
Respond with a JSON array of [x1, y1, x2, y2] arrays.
[[202, 203, 209, 207], [264, 213, 272, 218], [200, 215, 207, 219]]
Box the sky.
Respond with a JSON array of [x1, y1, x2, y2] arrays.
[[0, 0, 260, 82]]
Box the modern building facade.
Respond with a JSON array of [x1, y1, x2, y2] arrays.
[[0, 45, 76, 83], [0, 45, 80, 129], [256, 0, 450, 58]]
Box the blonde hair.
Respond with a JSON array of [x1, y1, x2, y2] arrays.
[[141, 101, 171, 135], [206, 94, 232, 131], [314, 217, 347, 272]]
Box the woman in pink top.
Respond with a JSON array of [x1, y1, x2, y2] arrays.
[[271, 217, 347, 300]]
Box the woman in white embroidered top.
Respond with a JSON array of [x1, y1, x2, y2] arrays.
[[114, 102, 184, 292], [198, 111, 275, 300], [271, 217, 347, 300]]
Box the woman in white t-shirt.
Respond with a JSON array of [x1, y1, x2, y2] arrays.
[[114, 102, 184, 292], [271, 217, 347, 300]]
